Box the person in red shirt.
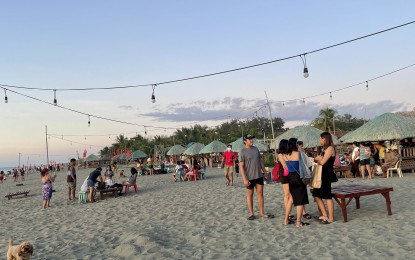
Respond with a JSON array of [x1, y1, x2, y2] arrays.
[[222, 144, 236, 186]]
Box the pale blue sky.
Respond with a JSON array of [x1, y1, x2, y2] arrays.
[[1, 1, 414, 166]]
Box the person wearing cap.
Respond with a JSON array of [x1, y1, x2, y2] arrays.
[[221, 144, 236, 186], [381, 149, 402, 178], [239, 134, 274, 220], [87, 167, 103, 202]]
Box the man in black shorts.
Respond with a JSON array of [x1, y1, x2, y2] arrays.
[[239, 134, 274, 220]]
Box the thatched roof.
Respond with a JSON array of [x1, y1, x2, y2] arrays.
[[230, 137, 269, 153], [183, 142, 205, 156], [199, 140, 227, 154], [340, 112, 415, 143], [166, 145, 186, 156], [270, 125, 340, 149], [85, 154, 100, 162], [396, 110, 415, 119]]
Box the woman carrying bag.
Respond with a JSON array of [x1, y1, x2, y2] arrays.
[[312, 132, 336, 224]]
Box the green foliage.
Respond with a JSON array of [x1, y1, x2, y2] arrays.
[[311, 108, 365, 135]]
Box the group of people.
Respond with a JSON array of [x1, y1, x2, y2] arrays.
[[171, 156, 206, 182], [234, 133, 336, 227], [39, 158, 139, 208], [349, 141, 402, 179]]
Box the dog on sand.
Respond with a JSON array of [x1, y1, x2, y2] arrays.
[[7, 236, 33, 260]]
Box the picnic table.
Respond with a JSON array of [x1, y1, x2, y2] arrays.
[[332, 185, 393, 222]]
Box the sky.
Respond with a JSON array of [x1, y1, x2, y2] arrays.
[[1, 1, 414, 167]]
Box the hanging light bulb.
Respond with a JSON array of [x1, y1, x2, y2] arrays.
[[282, 102, 285, 107], [88, 115, 90, 127], [151, 85, 156, 103], [144, 127, 147, 135], [85, 136, 87, 140], [4, 89, 8, 103], [109, 135, 111, 139], [366, 81, 369, 91], [330, 92, 332, 100], [53, 90, 57, 106], [302, 99, 306, 104], [300, 54, 309, 78]]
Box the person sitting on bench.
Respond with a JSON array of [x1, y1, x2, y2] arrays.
[[87, 167, 103, 202]]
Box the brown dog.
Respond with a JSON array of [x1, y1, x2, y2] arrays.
[[7, 237, 33, 260]]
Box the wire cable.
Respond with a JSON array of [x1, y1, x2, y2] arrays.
[[1, 20, 414, 92]]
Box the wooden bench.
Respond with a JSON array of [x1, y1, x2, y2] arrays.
[[5, 190, 30, 200], [331, 185, 393, 222], [98, 187, 123, 200], [400, 158, 415, 173], [334, 165, 352, 178]]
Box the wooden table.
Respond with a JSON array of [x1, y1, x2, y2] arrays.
[[98, 187, 122, 200], [331, 185, 393, 222], [5, 190, 30, 200], [334, 165, 352, 178]]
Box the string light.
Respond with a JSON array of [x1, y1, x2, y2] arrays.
[[300, 54, 309, 78], [151, 85, 156, 103], [53, 90, 57, 106], [330, 92, 332, 100], [4, 89, 8, 103], [366, 81, 369, 91], [302, 99, 306, 104], [144, 127, 147, 135], [88, 115, 90, 127], [282, 102, 285, 107]]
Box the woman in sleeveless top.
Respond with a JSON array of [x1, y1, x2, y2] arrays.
[[312, 132, 335, 224], [280, 138, 309, 227], [41, 168, 56, 209]]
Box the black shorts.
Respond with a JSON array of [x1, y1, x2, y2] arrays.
[[247, 177, 264, 190], [360, 159, 370, 165]]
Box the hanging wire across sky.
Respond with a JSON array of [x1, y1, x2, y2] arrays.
[[1, 20, 414, 92]]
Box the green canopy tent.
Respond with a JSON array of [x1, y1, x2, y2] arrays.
[[230, 137, 269, 153], [166, 145, 186, 156], [183, 142, 205, 156], [199, 140, 227, 154], [270, 125, 340, 149], [340, 113, 415, 143], [131, 150, 147, 159]]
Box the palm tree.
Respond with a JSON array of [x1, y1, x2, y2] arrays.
[[311, 107, 338, 132]]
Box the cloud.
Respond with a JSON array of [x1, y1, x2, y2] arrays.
[[139, 97, 408, 126], [118, 105, 135, 110]]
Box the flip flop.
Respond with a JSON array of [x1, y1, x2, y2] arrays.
[[260, 214, 275, 219], [321, 220, 332, 224], [289, 215, 295, 220], [248, 215, 255, 220], [283, 219, 295, 225], [303, 213, 312, 220]]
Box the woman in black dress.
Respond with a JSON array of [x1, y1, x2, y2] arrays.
[[277, 139, 293, 224], [313, 132, 335, 224]]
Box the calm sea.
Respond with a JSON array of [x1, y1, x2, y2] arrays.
[[0, 166, 16, 172]]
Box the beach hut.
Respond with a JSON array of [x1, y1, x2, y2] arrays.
[[183, 142, 205, 156], [85, 154, 100, 168], [199, 140, 227, 154], [131, 150, 147, 159], [339, 113, 415, 143], [270, 125, 340, 149], [230, 137, 269, 153], [166, 145, 186, 156]]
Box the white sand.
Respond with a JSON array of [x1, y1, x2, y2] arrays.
[[1, 167, 414, 259]]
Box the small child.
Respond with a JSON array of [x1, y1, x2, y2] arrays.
[[119, 169, 125, 178], [171, 161, 183, 182]]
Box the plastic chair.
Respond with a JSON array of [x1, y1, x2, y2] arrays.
[[200, 169, 206, 180], [124, 177, 138, 195], [387, 160, 403, 178], [78, 191, 88, 204], [187, 169, 197, 182]]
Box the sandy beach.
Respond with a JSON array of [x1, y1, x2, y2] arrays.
[[1, 167, 414, 259]]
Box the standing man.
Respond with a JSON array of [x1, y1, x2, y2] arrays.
[[239, 134, 274, 220], [67, 158, 77, 201], [351, 142, 360, 178], [222, 144, 236, 186]]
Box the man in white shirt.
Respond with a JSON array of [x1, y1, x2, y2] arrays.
[[351, 142, 360, 177]]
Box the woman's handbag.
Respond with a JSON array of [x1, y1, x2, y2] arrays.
[[310, 164, 322, 189], [272, 162, 282, 182]]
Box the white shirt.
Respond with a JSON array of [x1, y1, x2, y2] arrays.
[[352, 147, 360, 160]]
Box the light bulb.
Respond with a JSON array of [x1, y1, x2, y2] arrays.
[[5, 96, 8, 103], [151, 94, 156, 103], [303, 67, 309, 78]]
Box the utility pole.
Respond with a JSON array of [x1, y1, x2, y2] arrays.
[[18, 152, 21, 170], [264, 91, 275, 142], [45, 125, 50, 165]]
